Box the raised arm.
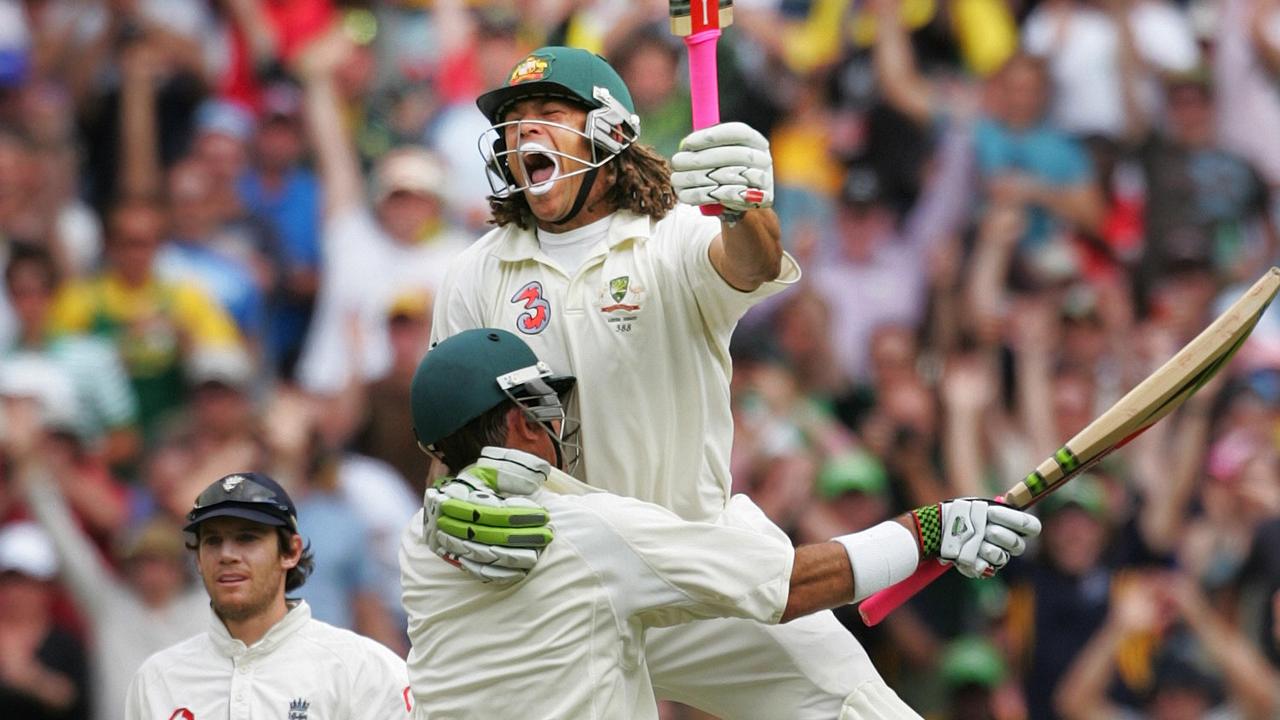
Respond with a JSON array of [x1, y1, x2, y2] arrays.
[[118, 41, 164, 202], [871, 0, 936, 126], [295, 28, 365, 219]]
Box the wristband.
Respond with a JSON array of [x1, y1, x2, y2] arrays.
[[910, 503, 943, 557], [834, 521, 921, 603]]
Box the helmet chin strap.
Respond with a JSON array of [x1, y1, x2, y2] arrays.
[[545, 165, 602, 227]]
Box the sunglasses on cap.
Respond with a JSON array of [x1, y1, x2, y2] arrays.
[[187, 474, 297, 531]]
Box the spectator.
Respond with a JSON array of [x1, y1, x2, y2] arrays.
[[4, 244, 140, 466], [1021, 0, 1199, 140], [0, 521, 88, 720], [295, 28, 470, 398], [937, 636, 1011, 720], [237, 80, 322, 378], [49, 200, 241, 440], [8, 386, 205, 720], [182, 345, 264, 485]]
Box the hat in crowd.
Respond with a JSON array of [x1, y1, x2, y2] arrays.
[[1060, 282, 1101, 323], [0, 353, 82, 436], [940, 636, 1007, 690], [187, 346, 255, 392], [184, 472, 299, 534], [372, 147, 446, 203], [1206, 427, 1260, 483], [117, 517, 186, 563], [0, 522, 58, 580], [195, 100, 255, 144], [476, 46, 636, 125], [1040, 474, 1108, 520], [817, 449, 888, 499], [387, 288, 433, 321]]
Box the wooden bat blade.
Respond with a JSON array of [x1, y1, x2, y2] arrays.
[[1004, 269, 1278, 508], [859, 267, 1280, 626], [670, 0, 735, 36]]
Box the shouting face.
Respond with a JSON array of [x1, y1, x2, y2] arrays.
[[498, 98, 612, 226]]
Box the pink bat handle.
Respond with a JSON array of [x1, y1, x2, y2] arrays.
[[858, 494, 1008, 626], [684, 29, 724, 217], [858, 560, 948, 626]]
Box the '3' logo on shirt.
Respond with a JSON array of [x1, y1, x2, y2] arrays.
[[511, 281, 551, 334]]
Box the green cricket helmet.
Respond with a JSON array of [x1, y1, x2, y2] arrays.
[[475, 47, 641, 206], [411, 328, 578, 469]]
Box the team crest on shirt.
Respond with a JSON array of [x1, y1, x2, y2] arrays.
[[599, 275, 644, 333], [289, 698, 310, 720], [511, 281, 551, 334], [169, 710, 194, 720]]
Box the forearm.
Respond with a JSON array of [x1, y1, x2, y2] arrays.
[[19, 469, 113, 616], [873, 0, 934, 125], [711, 209, 783, 291], [119, 65, 161, 201], [943, 407, 987, 497], [225, 0, 279, 68], [303, 75, 364, 218], [780, 542, 855, 622], [1052, 619, 1125, 720], [1184, 601, 1280, 718], [1031, 183, 1105, 235]]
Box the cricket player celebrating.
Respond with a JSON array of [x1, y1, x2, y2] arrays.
[[125, 473, 411, 720], [402, 329, 1041, 719], [425, 45, 1033, 719]]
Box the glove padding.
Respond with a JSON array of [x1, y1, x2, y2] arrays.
[[671, 122, 774, 214], [937, 499, 1041, 579], [423, 448, 554, 584]]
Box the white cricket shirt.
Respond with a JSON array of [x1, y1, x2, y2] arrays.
[[431, 205, 800, 521], [399, 469, 795, 720], [125, 601, 411, 720]]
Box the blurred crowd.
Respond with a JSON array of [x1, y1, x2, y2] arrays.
[[0, 0, 1277, 719]]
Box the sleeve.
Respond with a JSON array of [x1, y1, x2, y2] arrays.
[[1055, 135, 1094, 185], [22, 478, 120, 621], [671, 206, 801, 334], [557, 492, 794, 628], [83, 339, 138, 428], [123, 663, 153, 720], [428, 251, 486, 346], [171, 283, 242, 348], [1020, 9, 1053, 57], [348, 641, 412, 719], [1131, 3, 1200, 73]]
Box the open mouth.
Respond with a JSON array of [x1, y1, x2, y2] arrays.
[[519, 142, 560, 194]]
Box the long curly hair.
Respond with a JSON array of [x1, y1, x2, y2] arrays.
[[489, 142, 677, 229]]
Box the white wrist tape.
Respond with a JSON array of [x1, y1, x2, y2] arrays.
[[834, 521, 921, 603]]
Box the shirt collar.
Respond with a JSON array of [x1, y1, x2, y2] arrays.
[[207, 599, 311, 659], [492, 210, 653, 262]]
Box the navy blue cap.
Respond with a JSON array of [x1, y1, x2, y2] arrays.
[[184, 472, 299, 533]]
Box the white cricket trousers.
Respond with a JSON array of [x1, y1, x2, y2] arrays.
[[645, 610, 922, 719]]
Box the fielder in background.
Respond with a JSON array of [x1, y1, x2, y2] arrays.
[[426, 44, 975, 719], [401, 328, 1041, 719], [125, 472, 411, 720]]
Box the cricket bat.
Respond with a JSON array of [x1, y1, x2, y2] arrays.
[[859, 267, 1280, 626], [670, 0, 733, 217]]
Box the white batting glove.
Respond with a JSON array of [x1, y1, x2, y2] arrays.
[[671, 122, 774, 217], [914, 499, 1041, 579], [422, 448, 554, 585]]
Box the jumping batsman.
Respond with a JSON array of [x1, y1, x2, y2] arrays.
[[425, 45, 1033, 719], [402, 329, 1040, 718], [125, 472, 411, 720]]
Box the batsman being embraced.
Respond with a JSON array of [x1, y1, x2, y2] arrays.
[[401, 329, 1040, 719], [421, 45, 1038, 719]]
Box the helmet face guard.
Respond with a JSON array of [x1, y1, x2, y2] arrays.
[[420, 359, 582, 476], [495, 361, 582, 476], [478, 86, 639, 199]]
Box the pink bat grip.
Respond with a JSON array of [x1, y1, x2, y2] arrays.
[[858, 560, 948, 626], [684, 29, 724, 216], [858, 494, 1008, 626]]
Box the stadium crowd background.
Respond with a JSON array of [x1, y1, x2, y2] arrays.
[[0, 0, 1278, 718]]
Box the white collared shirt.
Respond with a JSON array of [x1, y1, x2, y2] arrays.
[[400, 466, 795, 720], [431, 205, 800, 521], [125, 601, 411, 720]]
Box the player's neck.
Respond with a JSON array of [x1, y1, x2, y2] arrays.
[[220, 595, 290, 646], [535, 196, 615, 233]]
